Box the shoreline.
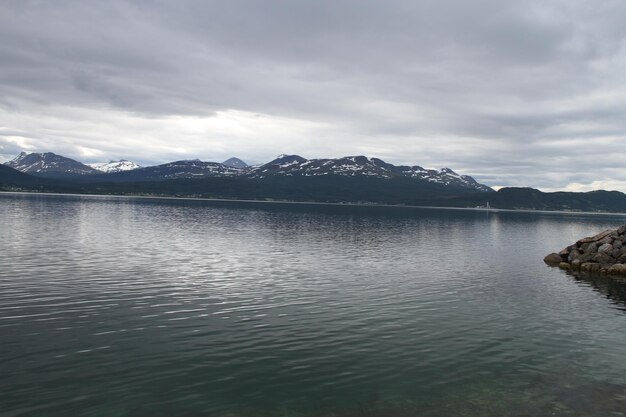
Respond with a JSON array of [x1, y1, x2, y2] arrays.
[[3, 190, 626, 216]]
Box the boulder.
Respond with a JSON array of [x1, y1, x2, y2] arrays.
[[577, 229, 614, 245], [586, 242, 598, 255], [581, 262, 601, 273], [607, 264, 626, 275], [598, 243, 614, 254], [544, 253, 563, 265], [568, 249, 582, 263], [593, 252, 614, 267], [579, 252, 595, 263], [547, 225, 626, 277], [598, 236, 614, 246]]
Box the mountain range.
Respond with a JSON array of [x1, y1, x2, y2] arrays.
[[3, 151, 626, 212], [3, 152, 492, 192]]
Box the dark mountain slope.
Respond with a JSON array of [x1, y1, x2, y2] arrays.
[[72, 175, 485, 204], [442, 187, 626, 212], [0, 165, 79, 192], [0, 165, 41, 186]]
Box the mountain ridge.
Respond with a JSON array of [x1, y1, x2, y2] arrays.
[[6, 152, 100, 177], [245, 155, 492, 192], [4, 152, 492, 192], [2, 164, 626, 212]]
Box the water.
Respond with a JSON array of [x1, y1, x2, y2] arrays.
[[1, 193, 626, 417]]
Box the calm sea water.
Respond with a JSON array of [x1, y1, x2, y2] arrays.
[[2, 193, 626, 417]]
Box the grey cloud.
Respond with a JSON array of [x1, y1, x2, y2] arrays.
[[0, 141, 25, 161], [1, 0, 626, 191]]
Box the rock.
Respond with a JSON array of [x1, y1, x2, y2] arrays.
[[568, 249, 582, 263], [579, 252, 595, 263], [607, 264, 626, 275], [544, 253, 563, 265], [593, 252, 614, 267], [586, 242, 598, 254], [598, 243, 614, 254], [598, 236, 614, 246], [581, 262, 601, 272], [547, 225, 626, 277], [577, 229, 614, 245]]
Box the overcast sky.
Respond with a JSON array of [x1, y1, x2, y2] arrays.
[[1, 0, 626, 191]]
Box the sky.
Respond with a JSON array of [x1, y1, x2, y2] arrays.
[[1, 0, 626, 192]]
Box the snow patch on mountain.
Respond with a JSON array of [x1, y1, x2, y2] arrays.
[[122, 159, 244, 180], [89, 160, 142, 173]]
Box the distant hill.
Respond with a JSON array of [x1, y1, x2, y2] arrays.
[[0, 165, 74, 192], [2, 163, 626, 212], [5, 151, 625, 213], [0, 165, 41, 186], [4, 152, 492, 192], [438, 187, 626, 212]]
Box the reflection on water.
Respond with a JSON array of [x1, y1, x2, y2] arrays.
[[565, 270, 626, 313], [1, 193, 626, 417], [224, 375, 626, 417]]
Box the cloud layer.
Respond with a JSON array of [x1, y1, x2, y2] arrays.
[[1, 0, 626, 191]]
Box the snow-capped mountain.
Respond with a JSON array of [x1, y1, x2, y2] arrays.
[[391, 166, 493, 191], [5, 152, 100, 176], [88, 160, 141, 173], [4, 151, 492, 192], [106, 159, 244, 181], [246, 155, 493, 192], [222, 157, 248, 169], [245, 154, 307, 177]]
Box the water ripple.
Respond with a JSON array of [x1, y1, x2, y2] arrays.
[[2, 193, 626, 416]]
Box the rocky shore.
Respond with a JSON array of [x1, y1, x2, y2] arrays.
[[544, 226, 626, 275]]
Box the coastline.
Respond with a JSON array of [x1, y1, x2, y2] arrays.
[[3, 190, 626, 217]]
